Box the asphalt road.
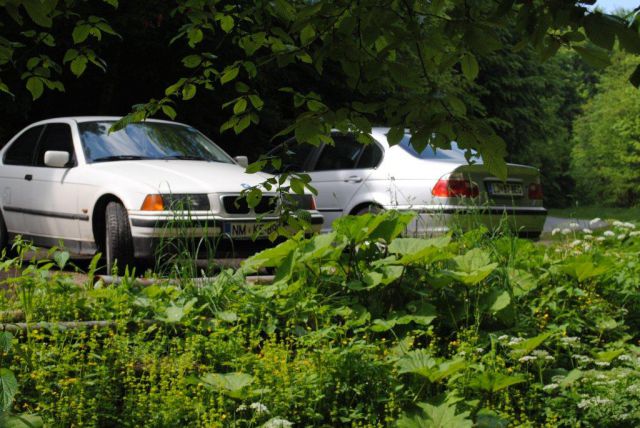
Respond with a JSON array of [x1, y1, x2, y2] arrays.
[[543, 216, 608, 232]]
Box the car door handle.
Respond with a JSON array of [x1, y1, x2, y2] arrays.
[[344, 176, 363, 183], [24, 174, 33, 181]]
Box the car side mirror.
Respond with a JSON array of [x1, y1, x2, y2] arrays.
[[44, 150, 70, 168], [234, 155, 249, 168]]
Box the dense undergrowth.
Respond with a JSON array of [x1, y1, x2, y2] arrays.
[[0, 212, 639, 427]]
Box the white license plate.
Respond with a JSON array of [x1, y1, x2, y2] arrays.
[[223, 222, 276, 238], [488, 182, 523, 197]]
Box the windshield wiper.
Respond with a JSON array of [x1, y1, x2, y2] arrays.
[[160, 155, 209, 161], [92, 155, 151, 163]]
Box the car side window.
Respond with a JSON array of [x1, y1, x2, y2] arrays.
[[3, 126, 45, 166], [35, 123, 75, 167], [357, 143, 383, 169], [313, 135, 364, 171], [264, 141, 315, 173]]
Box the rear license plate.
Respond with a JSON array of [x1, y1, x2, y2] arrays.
[[488, 182, 523, 197], [223, 222, 276, 238]]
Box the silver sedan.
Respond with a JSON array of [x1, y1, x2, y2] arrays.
[[267, 127, 547, 237]]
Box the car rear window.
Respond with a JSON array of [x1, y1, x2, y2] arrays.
[[78, 121, 235, 164], [399, 136, 480, 162]]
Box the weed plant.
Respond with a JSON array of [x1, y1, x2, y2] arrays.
[[0, 212, 638, 426]]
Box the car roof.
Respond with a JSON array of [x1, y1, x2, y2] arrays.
[[27, 116, 190, 127]]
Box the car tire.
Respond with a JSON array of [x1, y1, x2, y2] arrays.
[[105, 201, 135, 274], [355, 204, 383, 215]]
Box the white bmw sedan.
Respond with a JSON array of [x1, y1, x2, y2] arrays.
[[0, 117, 322, 271], [269, 127, 546, 237]]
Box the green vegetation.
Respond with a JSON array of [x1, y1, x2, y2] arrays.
[[549, 206, 640, 222], [1, 212, 640, 426]]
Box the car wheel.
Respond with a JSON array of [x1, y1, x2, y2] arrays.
[[354, 204, 383, 215], [105, 201, 135, 274]]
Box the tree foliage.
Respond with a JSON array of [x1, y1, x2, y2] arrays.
[[572, 52, 640, 207], [1, 0, 640, 181]]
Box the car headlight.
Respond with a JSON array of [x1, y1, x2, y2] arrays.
[[141, 194, 210, 211]]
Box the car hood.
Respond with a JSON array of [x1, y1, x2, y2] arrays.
[[91, 160, 272, 193]]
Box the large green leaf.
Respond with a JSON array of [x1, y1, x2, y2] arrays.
[[388, 236, 452, 265], [0, 332, 13, 353], [0, 413, 44, 428], [397, 402, 472, 428], [199, 372, 254, 399], [468, 371, 526, 392], [0, 367, 18, 411], [446, 249, 498, 285], [509, 332, 552, 358], [397, 350, 466, 383]]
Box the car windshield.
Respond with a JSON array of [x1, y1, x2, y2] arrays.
[[78, 121, 235, 164], [399, 136, 481, 162]]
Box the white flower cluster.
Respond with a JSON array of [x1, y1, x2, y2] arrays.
[[237, 402, 270, 415], [577, 397, 613, 409], [543, 383, 559, 391], [612, 221, 636, 229], [595, 361, 611, 368], [572, 354, 593, 364], [263, 418, 294, 428], [560, 336, 580, 345]]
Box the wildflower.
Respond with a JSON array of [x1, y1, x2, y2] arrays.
[[578, 397, 613, 409], [250, 402, 269, 414], [551, 228, 561, 236], [561, 228, 572, 235], [618, 355, 632, 361], [617, 234, 627, 241], [569, 222, 580, 229], [474, 348, 485, 354], [543, 383, 559, 391], [630, 231, 640, 237], [583, 234, 594, 241], [623, 222, 636, 229], [497, 335, 509, 341], [236, 404, 248, 412], [613, 220, 623, 227], [595, 361, 610, 367], [583, 244, 592, 251], [263, 418, 294, 428], [582, 228, 592, 234], [589, 217, 602, 226], [560, 336, 579, 345], [596, 236, 606, 242], [508, 337, 524, 346], [603, 230, 615, 237], [570, 240, 582, 247], [573, 354, 593, 364], [519, 355, 537, 363]]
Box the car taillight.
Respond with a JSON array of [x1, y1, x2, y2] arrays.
[[141, 194, 165, 211], [528, 183, 543, 200], [432, 174, 479, 198], [310, 196, 317, 210]]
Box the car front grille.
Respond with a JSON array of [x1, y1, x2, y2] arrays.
[[221, 194, 314, 214]]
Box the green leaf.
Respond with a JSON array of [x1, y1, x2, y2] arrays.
[[220, 67, 239, 84], [447, 248, 498, 285], [0, 367, 18, 411], [199, 372, 253, 398], [234, 98, 248, 114], [248, 94, 264, 109], [508, 268, 538, 297], [54, 250, 69, 269], [72, 24, 92, 43], [584, 14, 616, 50], [23, 0, 53, 27], [386, 127, 404, 146], [468, 372, 526, 392], [182, 83, 197, 100], [397, 402, 472, 428], [63, 49, 79, 64], [484, 289, 511, 313], [0, 332, 13, 353], [70, 56, 88, 77], [573, 45, 611, 69], [161, 105, 177, 120], [165, 78, 186, 96], [0, 413, 44, 428], [182, 54, 202, 68], [26, 77, 44, 100], [460, 53, 479, 80], [509, 332, 552, 358], [220, 15, 234, 33], [397, 350, 466, 383], [300, 24, 316, 45]]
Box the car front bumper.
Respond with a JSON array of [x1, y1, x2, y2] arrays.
[[384, 205, 547, 237], [128, 212, 324, 258]]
